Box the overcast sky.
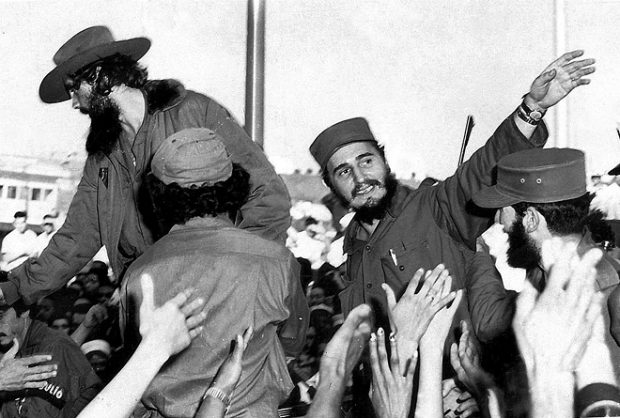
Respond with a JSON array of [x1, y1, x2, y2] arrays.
[[0, 0, 619, 179]]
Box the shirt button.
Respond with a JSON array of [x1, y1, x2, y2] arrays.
[[366, 283, 372, 289], [365, 245, 371, 252], [399, 265, 405, 271]]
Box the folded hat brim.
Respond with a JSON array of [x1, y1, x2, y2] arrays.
[[609, 163, 620, 176], [39, 37, 151, 104], [472, 185, 523, 209]]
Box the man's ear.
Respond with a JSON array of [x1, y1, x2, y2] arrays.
[[523, 207, 541, 233]]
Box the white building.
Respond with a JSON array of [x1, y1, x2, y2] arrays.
[[0, 154, 82, 234]]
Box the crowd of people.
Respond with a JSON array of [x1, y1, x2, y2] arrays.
[[0, 25, 618, 418]]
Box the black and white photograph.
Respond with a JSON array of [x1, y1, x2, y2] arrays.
[[0, 1, 619, 417]]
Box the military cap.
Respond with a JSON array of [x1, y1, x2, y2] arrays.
[[310, 117, 377, 170], [473, 148, 586, 208]]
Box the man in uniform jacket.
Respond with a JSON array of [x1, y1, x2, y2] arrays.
[[120, 129, 308, 417], [1, 26, 290, 306]]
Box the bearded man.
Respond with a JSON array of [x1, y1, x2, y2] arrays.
[[309, 53, 596, 417], [309, 51, 595, 350], [472, 148, 620, 373], [0, 26, 290, 306]]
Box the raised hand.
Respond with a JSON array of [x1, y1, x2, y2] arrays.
[[319, 303, 372, 382], [138, 273, 207, 359], [0, 355, 58, 391], [370, 328, 416, 418], [83, 304, 108, 330], [383, 264, 457, 374], [306, 304, 372, 418], [526, 50, 595, 110], [419, 275, 463, 352], [513, 239, 603, 375], [211, 327, 253, 395], [449, 321, 494, 401]]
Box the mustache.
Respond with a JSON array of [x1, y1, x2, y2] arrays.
[[352, 179, 383, 197]]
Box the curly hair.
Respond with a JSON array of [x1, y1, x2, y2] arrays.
[[146, 163, 251, 227], [511, 192, 614, 243], [68, 53, 148, 96]]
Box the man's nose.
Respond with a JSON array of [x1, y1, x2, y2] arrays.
[[352, 167, 366, 183]]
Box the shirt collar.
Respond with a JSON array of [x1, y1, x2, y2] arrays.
[[169, 215, 234, 233]]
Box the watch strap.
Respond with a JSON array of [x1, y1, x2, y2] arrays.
[[517, 98, 546, 125]]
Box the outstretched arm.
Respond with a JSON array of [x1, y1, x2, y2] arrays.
[[2, 158, 104, 306], [433, 50, 595, 251]]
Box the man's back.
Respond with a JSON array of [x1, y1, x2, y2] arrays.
[[120, 217, 308, 418]]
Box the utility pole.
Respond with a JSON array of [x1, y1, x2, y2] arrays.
[[245, 0, 266, 148]]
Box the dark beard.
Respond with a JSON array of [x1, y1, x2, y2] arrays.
[[506, 218, 541, 270], [353, 174, 398, 224], [85, 93, 123, 156]]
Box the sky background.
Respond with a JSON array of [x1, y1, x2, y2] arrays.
[[0, 0, 619, 180]]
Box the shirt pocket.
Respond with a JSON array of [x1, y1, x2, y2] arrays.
[[380, 239, 432, 293]]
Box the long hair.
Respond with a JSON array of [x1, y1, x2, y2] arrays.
[[146, 163, 251, 227], [68, 53, 148, 96]]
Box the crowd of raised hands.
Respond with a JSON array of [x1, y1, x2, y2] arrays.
[[302, 239, 616, 418], [0, 238, 613, 418]]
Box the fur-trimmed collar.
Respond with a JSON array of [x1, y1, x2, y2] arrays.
[[144, 79, 186, 114]]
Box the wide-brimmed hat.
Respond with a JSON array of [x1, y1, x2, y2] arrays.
[[473, 148, 587, 208], [39, 26, 151, 104]]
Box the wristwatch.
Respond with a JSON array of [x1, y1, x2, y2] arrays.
[[517, 99, 546, 125]]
